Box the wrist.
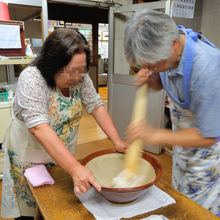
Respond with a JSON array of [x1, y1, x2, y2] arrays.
[[146, 128, 161, 145], [111, 136, 122, 146], [67, 160, 81, 176]]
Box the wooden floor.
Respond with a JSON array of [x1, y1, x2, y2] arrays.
[[98, 85, 108, 100], [0, 86, 172, 219], [77, 101, 107, 145], [77, 86, 108, 145]]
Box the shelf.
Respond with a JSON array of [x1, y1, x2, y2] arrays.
[[0, 101, 13, 108], [0, 58, 34, 65]]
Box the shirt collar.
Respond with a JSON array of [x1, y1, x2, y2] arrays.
[[167, 34, 186, 77]]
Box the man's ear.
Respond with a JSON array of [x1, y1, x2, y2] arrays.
[[173, 38, 179, 52]]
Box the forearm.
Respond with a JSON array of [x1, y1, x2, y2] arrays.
[[151, 127, 216, 147], [29, 123, 80, 174], [91, 105, 121, 144]]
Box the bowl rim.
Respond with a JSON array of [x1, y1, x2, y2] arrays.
[[81, 149, 162, 192]]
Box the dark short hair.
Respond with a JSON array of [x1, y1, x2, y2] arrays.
[[32, 28, 90, 89]]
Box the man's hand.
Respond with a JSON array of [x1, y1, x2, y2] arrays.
[[135, 69, 163, 90]]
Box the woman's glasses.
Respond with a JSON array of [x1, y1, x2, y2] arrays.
[[63, 66, 87, 76], [58, 67, 88, 82]]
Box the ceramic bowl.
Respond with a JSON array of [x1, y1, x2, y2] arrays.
[[81, 149, 162, 205]]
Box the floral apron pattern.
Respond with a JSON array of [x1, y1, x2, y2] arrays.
[[1, 87, 82, 218], [49, 87, 82, 148], [169, 99, 220, 216]]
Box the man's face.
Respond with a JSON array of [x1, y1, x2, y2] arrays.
[[143, 38, 180, 73], [142, 58, 172, 73]]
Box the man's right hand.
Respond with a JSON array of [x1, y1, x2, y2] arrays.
[[134, 69, 163, 90]]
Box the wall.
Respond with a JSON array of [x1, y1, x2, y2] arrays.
[[172, 0, 220, 48], [24, 20, 42, 39], [8, 4, 42, 38], [0, 66, 7, 83], [87, 0, 132, 5], [201, 0, 220, 48], [89, 65, 98, 89], [114, 0, 133, 5], [172, 0, 203, 32]]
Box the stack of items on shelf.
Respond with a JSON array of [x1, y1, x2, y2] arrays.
[[0, 87, 8, 102]]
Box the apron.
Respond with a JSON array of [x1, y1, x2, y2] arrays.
[[1, 86, 82, 218], [160, 26, 220, 216]]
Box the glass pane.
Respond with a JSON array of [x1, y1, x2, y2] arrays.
[[113, 12, 133, 75], [112, 8, 166, 76]]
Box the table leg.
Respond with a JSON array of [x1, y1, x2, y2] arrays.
[[34, 207, 43, 220]]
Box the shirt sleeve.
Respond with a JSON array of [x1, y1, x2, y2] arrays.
[[14, 66, 50, 128], [80, 73, 104, 114], [190, 45, 220, 138]]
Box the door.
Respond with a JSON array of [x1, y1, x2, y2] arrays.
[[108, 1, 172, 154]]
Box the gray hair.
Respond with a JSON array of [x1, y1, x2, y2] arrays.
[[124, 9, 179, 67]]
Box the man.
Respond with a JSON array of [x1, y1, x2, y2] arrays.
[[124, 9, 220, 216]]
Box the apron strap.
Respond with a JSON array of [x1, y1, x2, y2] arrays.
[[178, 25, 216, 48], [161, 25, 216, 109]]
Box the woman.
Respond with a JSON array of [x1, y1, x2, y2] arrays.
[[124, 9, 220, 216], [1, 29, 126, 219]]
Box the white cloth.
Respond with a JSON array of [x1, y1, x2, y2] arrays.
[[140, 215, 169, 220], [0, 24, 21, 49], [76, 185, 175, 220]]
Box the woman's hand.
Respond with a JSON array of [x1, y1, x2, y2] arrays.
[[126, 119, 158, 144], [113, 139, 128, 153], [70, 163, 101, 194], [135, 69, 163, 90]]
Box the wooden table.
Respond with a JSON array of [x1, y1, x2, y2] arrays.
[[28, 139, 218, 220]]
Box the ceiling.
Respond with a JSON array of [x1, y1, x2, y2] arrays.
[[9, 5, 41, 21], [8, 2, 109, 23]]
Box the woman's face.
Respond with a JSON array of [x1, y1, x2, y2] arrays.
[[55, 52, 87, 89]]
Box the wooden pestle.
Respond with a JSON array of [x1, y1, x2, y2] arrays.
[[124, 84, 148, 175]]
